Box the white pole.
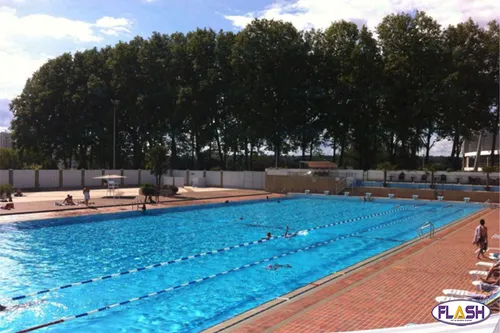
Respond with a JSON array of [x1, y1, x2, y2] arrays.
[[113, 105, 116, 169]]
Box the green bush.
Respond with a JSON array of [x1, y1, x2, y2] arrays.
[[140, 184, 156, 196], [0, 184, 13, 197]]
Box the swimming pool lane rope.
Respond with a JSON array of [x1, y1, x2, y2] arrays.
[[6, 204, 421, 303], [15, 206, 440, 333]]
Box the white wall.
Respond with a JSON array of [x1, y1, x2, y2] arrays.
[[13, 170, 35, 188], [173, 170, 186, 178], [223, 171, 245, 188], [243, 171, 265, 189], [141, 170, 156, 185], [162, 176, 185, 187], [84, 170, 102, 187], [0, 170, 9, 185], [206, 171, 221, 186], [188, 171, 204, 186], [124, 170, 139, 185], [39, 170, 59, 188], [63, 170, 81, 188]]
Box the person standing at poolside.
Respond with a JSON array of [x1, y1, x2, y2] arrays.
[[83, 188, 90, 206], [473, 219, 488, 259]]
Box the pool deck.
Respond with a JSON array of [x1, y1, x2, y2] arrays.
[[0, 188, 275, 222], [206, 207, 500, 333]]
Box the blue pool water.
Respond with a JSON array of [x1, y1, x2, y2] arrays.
[[0, 196, 481, 333]]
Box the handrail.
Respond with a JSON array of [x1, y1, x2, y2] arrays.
[[132, 198, 142, 210], [335, 178, 347, 194], [418, 221, 435, 238]]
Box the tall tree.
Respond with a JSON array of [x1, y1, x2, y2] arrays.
[[232, 19, 306, 167]]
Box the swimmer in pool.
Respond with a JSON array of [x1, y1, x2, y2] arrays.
[[266, 264, 292, 271], [264, 232, 272, 239], [0, 300, 44, 312], [141, 203, 146, 212], [284, 225, 297, 238]]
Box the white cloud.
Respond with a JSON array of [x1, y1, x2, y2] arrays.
[[0, 6, 133, 99], [225, 0, 500, 31]]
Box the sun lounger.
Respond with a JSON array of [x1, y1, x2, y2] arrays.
[[436, 289, 500, 306], [473, 280, 500, 292], [470, 270, 488, 277], [477, 261, 495, 268], [442, 289, 489, 299]]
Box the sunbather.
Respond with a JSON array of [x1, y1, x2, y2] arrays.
[[54, 195, 76, 206], [0, 199, 14, 210]]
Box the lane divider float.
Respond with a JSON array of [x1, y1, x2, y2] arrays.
[[7, 204, 419, 302], [15, 208, 433, 333]]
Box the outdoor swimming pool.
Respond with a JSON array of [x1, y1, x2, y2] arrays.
[[0, 196, 481, 333]]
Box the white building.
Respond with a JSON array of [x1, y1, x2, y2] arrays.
[[462, 131, 499, 171], [0, 132, 12, 149]]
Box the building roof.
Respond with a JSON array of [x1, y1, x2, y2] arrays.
[[299, 161, 338, 169]]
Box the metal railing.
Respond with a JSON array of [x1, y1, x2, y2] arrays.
[[132, 198, 142, 210], [418, 221, 435, 239], [335, 178, 347, 194]]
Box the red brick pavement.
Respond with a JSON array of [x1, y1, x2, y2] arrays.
[[223, 209, 500, 333]]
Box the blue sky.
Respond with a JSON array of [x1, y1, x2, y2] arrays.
[[1, 0, 498, 155]]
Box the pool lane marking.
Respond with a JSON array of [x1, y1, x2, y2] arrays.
[[15, 208, 437, 333], [6, 204, 419, 302]]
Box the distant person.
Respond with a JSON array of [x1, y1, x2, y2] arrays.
[[284, 225, 297, 239], [0, 300, 44, 312], [0, 198, 14, 210], [142, 203, 146, 212], [225, 200, 229, 204], [266, 196, 269, 200], [64, 195, 75, 205], [264, 232, 272, 240], [55, 195, 75, 206], [14, 189, 23, 197], [265, 263, 292, 271], [83, 188, 90, 206], [155, 184, 160, 203], [473, 219, 488, 259]]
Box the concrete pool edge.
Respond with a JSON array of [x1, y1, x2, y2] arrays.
[[202, 207, 491, 333]]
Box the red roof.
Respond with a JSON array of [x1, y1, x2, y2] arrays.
[[300, 161, 338, 169]]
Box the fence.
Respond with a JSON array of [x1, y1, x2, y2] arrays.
[[0, 169, 266, 190], [265, 168, 497, 185]]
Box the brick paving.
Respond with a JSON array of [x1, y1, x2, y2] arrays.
[[220, 208, 499, 333]]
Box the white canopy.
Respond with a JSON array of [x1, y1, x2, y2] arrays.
[[92, 174, 127, 180]]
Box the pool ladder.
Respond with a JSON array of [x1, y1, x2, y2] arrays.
[[418, 221, 435, 239], [132, 198, 142, 210]]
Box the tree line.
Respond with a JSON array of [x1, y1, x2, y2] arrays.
[[8, 11, 499, 171]]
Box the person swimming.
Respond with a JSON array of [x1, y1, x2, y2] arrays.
[[264, 232, 272, 239], [0, 300, 44, 312], [266, 263, 292, 271], [284, 225, 297, 238]]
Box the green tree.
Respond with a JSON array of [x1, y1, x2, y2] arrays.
[[482, 165, 499, 191], [0, 148, 20, 169], [146, 145, 170, 186], [232, 19, 306, 168], [377, 162, 396, 187]]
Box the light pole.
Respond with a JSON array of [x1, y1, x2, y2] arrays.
[[111, 100, 118, 169]]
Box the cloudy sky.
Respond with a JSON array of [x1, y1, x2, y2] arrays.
[[1, 0, 498, 155]]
